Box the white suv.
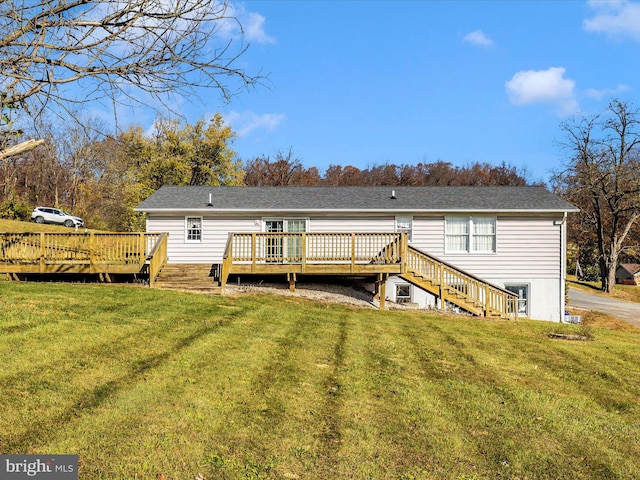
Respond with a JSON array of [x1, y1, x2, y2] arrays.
[[31, 207, 84, 228]]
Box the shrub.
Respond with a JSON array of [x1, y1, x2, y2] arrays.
[[0, 200, 31, 220]]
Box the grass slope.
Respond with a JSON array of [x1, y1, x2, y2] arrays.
[[1, 282, 640, 479], [0, 218, 78, 233]]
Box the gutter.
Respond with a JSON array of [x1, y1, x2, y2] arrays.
[[134, 207, 581, 214]]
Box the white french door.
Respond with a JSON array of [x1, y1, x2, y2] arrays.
[[263, 218, 307, 262]]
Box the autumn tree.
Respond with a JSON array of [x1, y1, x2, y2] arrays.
[[119, 115, 243, 206], [553, 99, 640, 292], [0, 0, 260, 159], [244, 149, 320, 186]]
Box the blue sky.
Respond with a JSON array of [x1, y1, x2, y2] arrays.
[[121, 1, 640, 184]]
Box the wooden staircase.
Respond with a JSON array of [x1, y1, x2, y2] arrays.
[[153, 264, 221, 293], [400, 246, 516, 319]]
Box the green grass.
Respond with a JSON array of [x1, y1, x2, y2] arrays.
[[2, 283, 640, 479], [0, 218, 79, 233]]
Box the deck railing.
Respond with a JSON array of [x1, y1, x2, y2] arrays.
[[222, 231, 517, 319], [147, 233, 169, 287], [0, 232, 167, 275], [229, 231, 404, 264]]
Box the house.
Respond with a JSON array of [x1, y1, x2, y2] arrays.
[[134, 185, 578, 322], [615, 263, 640, 285]]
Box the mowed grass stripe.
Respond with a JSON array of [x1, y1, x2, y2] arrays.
[[0, 285, 243, 455], [36, 295, 352, 479], [400, 316, 640, 478], [2, 282, 640, 479]]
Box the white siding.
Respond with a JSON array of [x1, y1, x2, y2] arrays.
[[147, 211, 566, 321], [410, 215, 564, 321], [147, 214, 258, 264], [412, 216, 444, 253], [433, 216, 562, 279], [310, 215, 395, 233]]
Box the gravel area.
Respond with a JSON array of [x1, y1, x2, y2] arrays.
[[224, 282, 381, 309]]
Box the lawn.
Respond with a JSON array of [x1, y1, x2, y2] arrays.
[[1, 282, 640, 479], [0, 218, 78, 233]]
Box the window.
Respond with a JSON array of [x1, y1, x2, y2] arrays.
[[445, 216, 496, 253], [505, 284, 528, 316], [395, 216, 413, 242], [396, 284, 411, 303], [186, 217, 202, 242]]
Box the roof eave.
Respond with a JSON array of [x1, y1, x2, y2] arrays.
[[135, 207, 580, 214]]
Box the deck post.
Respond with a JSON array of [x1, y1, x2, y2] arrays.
[[351, 233, 356, 273], [301, 233, 306, 273], [39, 232, 45, 274], [89, 232, 96, 274], [139, 232, 145, 263], [251, 233, 256, 273], [288, 272, 296, 292], [400, 233, 408, 273], [484, 284, 490, 317], [379, 273, 388, 310], [439, 265, 447, 312]]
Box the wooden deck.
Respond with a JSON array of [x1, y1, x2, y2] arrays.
[[0, 230, 518, 319], [221, 232, 518, 319], [0, 232, 167, 286]]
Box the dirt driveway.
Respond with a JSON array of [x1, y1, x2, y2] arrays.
[[568, 287, 640, 328]]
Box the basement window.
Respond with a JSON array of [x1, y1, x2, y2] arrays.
[[396, 283, 411, 303], [505, 284, 528, 316]]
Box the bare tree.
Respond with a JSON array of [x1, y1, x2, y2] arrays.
[[244, 149, 320, 186], [553, 100, 640, 293], [0, 0, 261, 156]]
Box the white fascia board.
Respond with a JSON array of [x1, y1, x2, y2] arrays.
[[136, 207, 579, 214]]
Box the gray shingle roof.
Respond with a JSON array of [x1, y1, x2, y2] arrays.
[[135, 185, 579, 213]]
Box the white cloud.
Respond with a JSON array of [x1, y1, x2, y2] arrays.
[[224, 3, 275, 44], [245, 12, 276, 44], [463, 30, 494, 46], [505, 67, 578, 115], [585, 84, 631, 100], [583, 0, 640, 41], [225, 111, 285, 137]]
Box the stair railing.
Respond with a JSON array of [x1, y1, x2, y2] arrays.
[[405, 246, 518, 319]]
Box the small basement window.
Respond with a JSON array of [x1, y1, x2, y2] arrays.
[[186, 217, 202, 242], [505, 284, 528, 316], [396, 283, 411, 303]]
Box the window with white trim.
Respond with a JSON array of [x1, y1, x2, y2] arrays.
[[396, 283, 411, 303], [186, 217, 202, 242], [505, 284, 528, 316], [395, 216, 413, 242], [445, 216, 496, 253]]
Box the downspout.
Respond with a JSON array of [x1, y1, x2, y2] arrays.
[[560, 212, 567, 322]]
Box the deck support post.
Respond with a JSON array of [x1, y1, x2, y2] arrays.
[[287, 272, 296, 292], [99, 272, 112, 283], [378, 273, 388, 310], [484, 284, 490, 317], [439, 266, 446, 312]]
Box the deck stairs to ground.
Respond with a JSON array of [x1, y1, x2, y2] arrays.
[[153, 264, 221, 293], [400, 245, 510, 319]]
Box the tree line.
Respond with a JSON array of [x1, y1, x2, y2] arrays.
[[0, 115, 536, 231], [244, 150, 534, 187]]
